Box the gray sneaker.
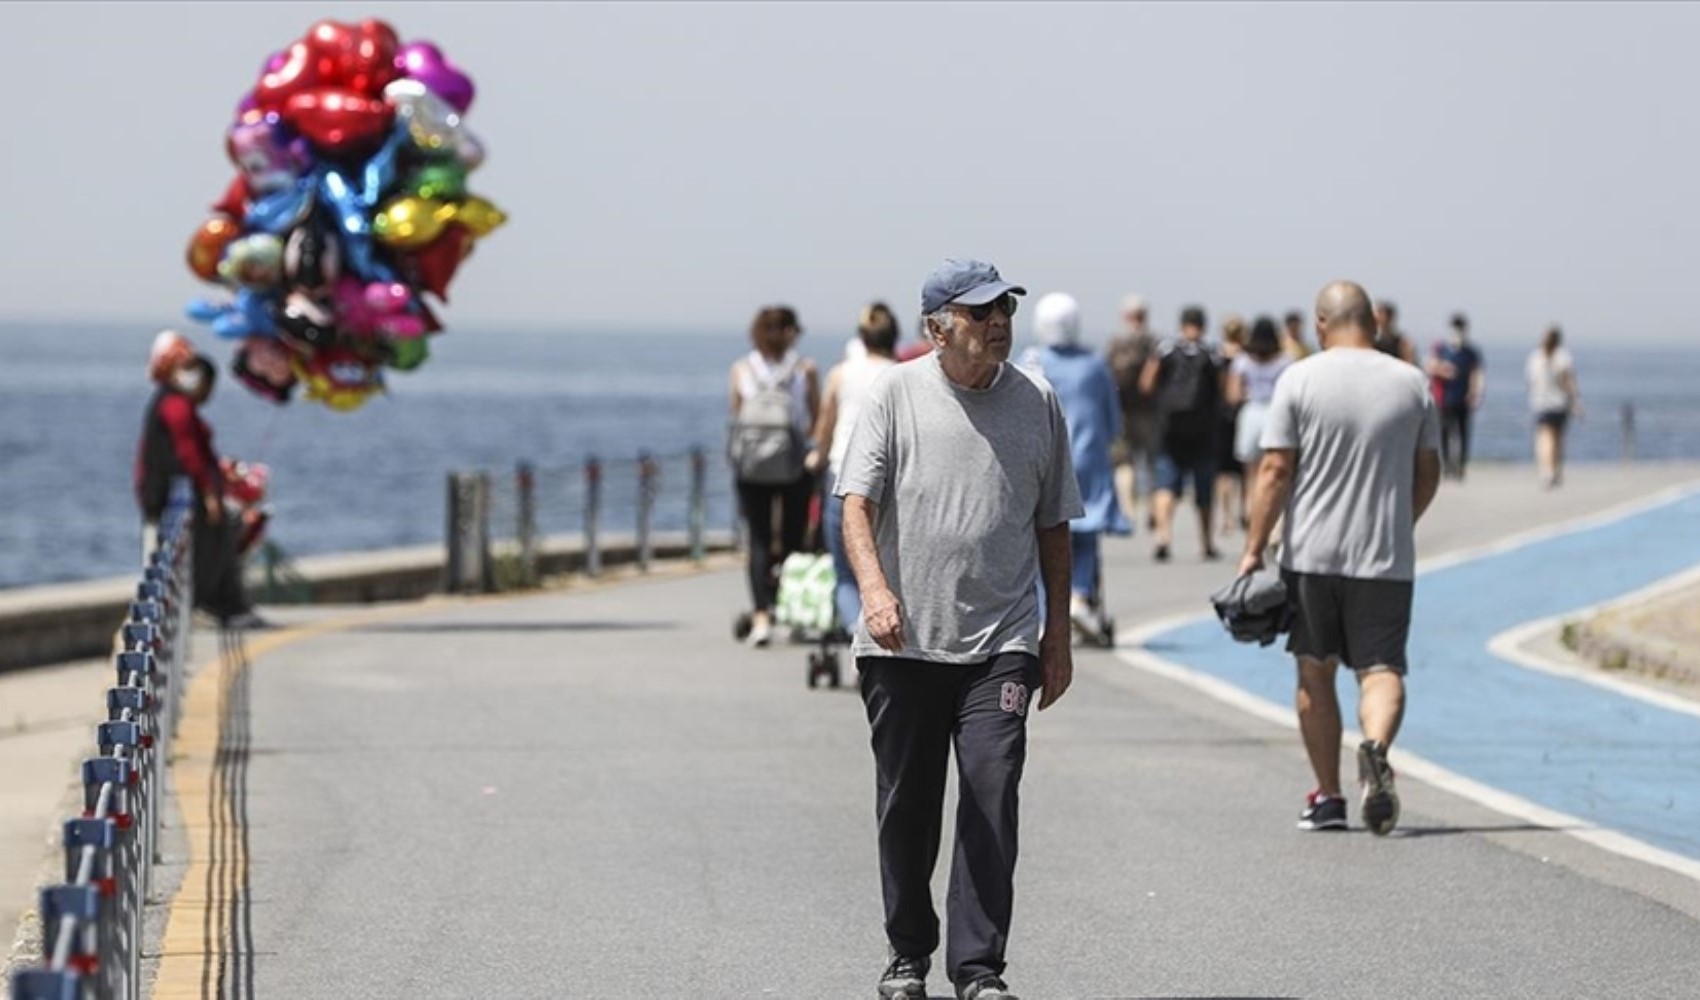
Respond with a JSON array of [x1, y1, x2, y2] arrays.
[[878, 954, 929, 999], [1358, 739, 1401, 836], [959, 975, 1020, 1000]]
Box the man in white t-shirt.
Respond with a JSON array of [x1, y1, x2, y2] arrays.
[[1238, 280, 1442, 836]]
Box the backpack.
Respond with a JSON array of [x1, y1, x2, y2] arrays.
[[1158, 343, 1220, 433], [729, 360, 806, 485]]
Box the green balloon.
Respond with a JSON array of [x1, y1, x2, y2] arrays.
[[387, 338, 430, 371], [403, 162, 469, 202]]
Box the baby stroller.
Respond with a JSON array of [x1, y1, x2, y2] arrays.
[[773, 551, 847, 688]]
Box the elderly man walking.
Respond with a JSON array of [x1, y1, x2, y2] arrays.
[[1239, 281, 1441, 836], [835, 258, 1082, 1000]]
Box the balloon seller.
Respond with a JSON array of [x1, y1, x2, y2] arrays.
[[184, 19, 505, 411]]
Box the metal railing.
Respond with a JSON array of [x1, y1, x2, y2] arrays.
[[444, 447, 734, 593], [11, 481, 194, 1000]]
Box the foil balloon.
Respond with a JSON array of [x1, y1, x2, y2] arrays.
[[284, 86, 394, 155], [187, 217, 243, 282], [399, 160, 467, 202], [293, 348, 383, 412], [373, 194, 504, 250], [384, 79, 483, 168], [226, 114, 310, 195], [395, 41, 475, 113], [232, 336, 298, 403], [283, 218, 342, 293], [186, 289, 278, 340], [244, 179, 314, 235], [331, 19, 400, 96], [217, 233, 286, 289], [386, 336, 429, 371], [403, 225, 473, 300], [276, 291, 339, 353], [187, 18, 502, 409], [333, 277, 425, 339], [212, 175, 251, 219], [316, 167, 394, 281]]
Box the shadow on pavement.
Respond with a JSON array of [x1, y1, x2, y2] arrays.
[[349, 620, 679, 634], [1393, 823, 1569, 838]]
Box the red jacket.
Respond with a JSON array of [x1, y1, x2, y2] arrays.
[[135, 388, 220, 519]]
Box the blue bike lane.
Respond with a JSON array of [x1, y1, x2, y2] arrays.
[[1139, 487, 1700, 862]]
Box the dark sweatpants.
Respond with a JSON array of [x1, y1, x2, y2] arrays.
[[860, 652, 1039, 987], [1440, 404, 1472, 477]]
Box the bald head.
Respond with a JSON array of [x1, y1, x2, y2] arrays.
[[1315, 280, 1376, 347]]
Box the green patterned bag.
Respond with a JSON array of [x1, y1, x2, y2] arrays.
[[774, 552, 837, 633]]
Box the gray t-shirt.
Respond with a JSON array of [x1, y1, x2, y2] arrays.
[[1261, 348, 1441, 581], [834, 355, 1084, 663]]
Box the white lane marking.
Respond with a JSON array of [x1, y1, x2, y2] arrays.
[[1110, 479, 1700, 885], [1416, 478, 1700, 574]]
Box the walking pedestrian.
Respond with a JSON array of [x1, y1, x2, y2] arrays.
[[809, 301, 899, 635], [1139, 305, 1224, 562], [1215, 315, 1248, 539], [134, 333, 263, 627], [1425, 312, 1485, 480], [1373, 299, 1418, 365], [1526, 324, 1581, 489], [727, 305, 820, 647], [1237, 281, 1441, 836], [1104, 294, 1159, 527], [1226, 315, 1293, 491], [1023, 292, 1131, 644], [836, 258, 1080, 1000], [1281, 309, 1313, 361]]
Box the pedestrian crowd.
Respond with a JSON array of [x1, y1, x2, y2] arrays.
[[719, 259, 1587, 1000]]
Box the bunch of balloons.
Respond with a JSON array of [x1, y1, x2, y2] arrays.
[[184, 19, 505, 411]]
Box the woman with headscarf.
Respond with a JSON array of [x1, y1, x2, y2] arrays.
[[1021, 293, 1131, 644]]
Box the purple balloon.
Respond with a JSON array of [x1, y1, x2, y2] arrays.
[[236, 91, 259, 117], [395, 41, 475, 114], [263, 49, 289, 75]]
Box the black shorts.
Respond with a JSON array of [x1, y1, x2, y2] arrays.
[[1283, 571, 1413, 674], [1536, 411, 1569, 432]]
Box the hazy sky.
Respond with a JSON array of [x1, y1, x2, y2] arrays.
[[2, 2, 1695, 345]]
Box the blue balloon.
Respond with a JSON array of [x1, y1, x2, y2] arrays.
[[243, 178, 314, 235], [184, 290, 278, 340], [316, 166, 396, 283], [361, 127, 408, 207]]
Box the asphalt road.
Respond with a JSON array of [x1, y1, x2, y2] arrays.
[[201, 463, 1700, 999]]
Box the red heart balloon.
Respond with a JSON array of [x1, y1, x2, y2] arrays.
[[341, 19, 400, 96], [253, 39, 323, 111], [283, 86, 395, 155], [405, 225, 473, 301]]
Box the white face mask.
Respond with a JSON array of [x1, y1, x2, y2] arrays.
[[173, 369, 205, 394]]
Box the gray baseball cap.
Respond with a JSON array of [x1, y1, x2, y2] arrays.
[[921, 258, 1027, 315]]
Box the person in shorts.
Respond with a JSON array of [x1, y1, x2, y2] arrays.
[[1139, 305, 1224, 562], [1238, 281, 1441, 836]]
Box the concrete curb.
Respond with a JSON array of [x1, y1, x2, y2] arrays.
[[0, 531, 737, 673], [1569, 585, 1700, 689]]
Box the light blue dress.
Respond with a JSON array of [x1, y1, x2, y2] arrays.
[[1026, 346, 1132, 536]]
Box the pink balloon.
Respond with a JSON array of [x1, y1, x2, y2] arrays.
[[395, 41, 475, 113]]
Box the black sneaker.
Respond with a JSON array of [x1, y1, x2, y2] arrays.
[[959, 975, 1020, 1000], [878, 954, 929, 1000], [1153, 544, 1171, 563], [1358, 740, 1401, 836], [1297, 790, 1347, 831]]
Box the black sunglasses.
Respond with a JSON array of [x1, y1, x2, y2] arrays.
[[953, 294, 1019, 323]]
